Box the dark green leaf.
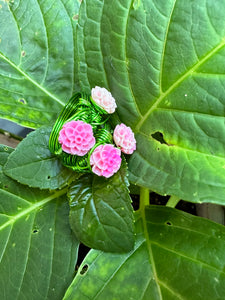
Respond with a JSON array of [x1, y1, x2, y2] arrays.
[[4, 126, 78, 190], [64, 206, 225, 300], [76, 0, 225, 204], [0, 145, 79, 299], [0, 0, 80, 128], [68, 167, 135, 253]]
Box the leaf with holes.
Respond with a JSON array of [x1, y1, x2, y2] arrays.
[[64, 206, 225, 300], [3, 126, 78, 190], [76, 0, 225, 204], [68, 168, 135, 253], [0, 0, 80, 128], [0, 145, 79, 299]]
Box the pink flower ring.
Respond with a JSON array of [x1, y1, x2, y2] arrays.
[[91, 86, 117, 114], [58, 120, 96, 156], [113, 123, 136, 154], [90, 144, 121, 178]]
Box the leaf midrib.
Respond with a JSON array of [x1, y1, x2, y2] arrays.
[[5, 156, 59, 171], [135, 38, 225, 132], [91, 240, 145, 300], [0, 187, 67, 232], [140, 208, 163, 300], [151, 240, 225, 276], [0, 52, 64, 106], [91, 178, 130, 251]]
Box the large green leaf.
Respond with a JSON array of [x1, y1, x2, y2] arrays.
[[3, 126, 78, 190], [68, 167, 134, 253], [0, 145, 79, 299], [76, 0, 225, 204], [0, 0, 80, 128], [64, 205, 225, 300]]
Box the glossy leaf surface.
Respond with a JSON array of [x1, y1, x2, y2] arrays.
[[0, 145, 79, 299], [3, 126, 77, 190], [68, 169, 134, 253], [64, 206, 225, 300], [0, 0, 80, 128], [76, 0, 225, 204]]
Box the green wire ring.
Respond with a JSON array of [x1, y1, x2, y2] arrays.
[[49, 92, 113, 173]]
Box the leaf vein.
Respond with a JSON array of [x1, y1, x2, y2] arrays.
[[151, 241, 225, 276], [141, 206, 163, 299], [0, 225, 12, 264], [8, 4, 22, 65], [159, 0, 177, 93], [0, 188, 67, 232], [92, 239, 146, 300], [0, 52, 64, 106], [46, 202, 57, 297], [35, 0, 50, 85], [124, 1, 142, 117], [17, 214, 36, 296], [158, 280, 185, 300], [59, 0, 75, 95], [135, 37, 225, 132]]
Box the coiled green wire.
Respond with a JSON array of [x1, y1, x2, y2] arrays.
[[49, 92, 113, 172]]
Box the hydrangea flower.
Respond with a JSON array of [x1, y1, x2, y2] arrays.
[[90, 144, 121, 178], [91, 86, 117, 114], [58, 120, 95, 156], [113, 123, 136, 154]]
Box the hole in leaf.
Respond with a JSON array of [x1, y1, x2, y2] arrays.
[[21, 50, 26, 57], [151, 132, 167, 144], [18, 98, 26, 104], [33, 229, 39, 234], [72, 14, 79, 20], [75, 243, 90, 271], [166, 221, 172, 226], [80, 264, 88, 275], [47, 176, 51, 179], [3, 185, 8, 189]]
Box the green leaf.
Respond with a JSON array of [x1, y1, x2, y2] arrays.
[[76, 0, 225, 204], [64, 206, 225, 300], [68, 167, 135, 253], [0, 145, 79, 299], [0, 0, 80, 128], [4, 126, 78, 190]]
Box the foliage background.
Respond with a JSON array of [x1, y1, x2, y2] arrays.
[[1, 0, 225, 299]]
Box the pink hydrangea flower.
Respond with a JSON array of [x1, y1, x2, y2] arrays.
[[91, 86, 117, 114], [113, 123, 136, 154], [90, 144, 121, 178], [58, 120, 95, 156]]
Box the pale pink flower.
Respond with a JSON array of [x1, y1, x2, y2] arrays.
[[90, 144, 121, 178], [91, 86, 117, 114], [58, 120, 95, 156], [113, 123, 136, 154]]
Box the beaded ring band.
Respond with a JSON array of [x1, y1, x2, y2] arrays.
[[49, 87, 136, 177]]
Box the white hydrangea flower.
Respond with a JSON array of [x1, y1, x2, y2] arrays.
[[91, 86, 117, 114]]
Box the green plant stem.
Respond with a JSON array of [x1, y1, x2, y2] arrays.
[[166, 195, 180, 208], [0, 128, 23, 141], [139, 187, 150, 211]]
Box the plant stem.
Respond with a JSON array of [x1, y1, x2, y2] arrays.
[[166, 195, 180, 208], [139, 187, 150, 211]]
